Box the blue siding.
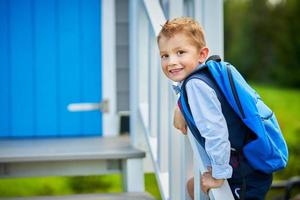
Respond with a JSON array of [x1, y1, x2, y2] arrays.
[[10, 0, 35, 136], [0, 0, 10, 136], [58, 0, 82, 136], [35, 0, 58, 136], [0, 0, 102, 137], [81, 0, 102, 135]]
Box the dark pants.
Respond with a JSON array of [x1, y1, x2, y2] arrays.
[[228, 170, 273, 200]]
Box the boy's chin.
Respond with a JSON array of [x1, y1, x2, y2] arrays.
[[172, 79, 183, 82], [169, 76, 185, 82]]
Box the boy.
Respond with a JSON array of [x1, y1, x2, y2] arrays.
[[157, 17, 272, 200]]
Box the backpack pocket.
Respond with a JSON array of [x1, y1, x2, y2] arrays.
[[254, 98, 288, 172], [256, 98, 273, 120]]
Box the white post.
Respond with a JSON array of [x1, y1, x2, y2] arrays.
[[128, 0, 145, 193], [149, 35, 158, 139], [158, 69, 169, 174], [122, 158, 145, 192], [129, 0, 140, 147], [169, 0, 184, 18], [184, 137, 194, 200], [188, 133, 210, 200], [102, 0, 117, 136], [194, 0, 224, 58], [138, 13, 149, 108]]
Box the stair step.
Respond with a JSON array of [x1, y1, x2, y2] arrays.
[[0, 135, 145, 178], [0, 192, 155, 200], [0, 135, 145, 162]]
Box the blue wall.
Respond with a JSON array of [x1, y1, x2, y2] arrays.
[[0, 0, 102, 137]]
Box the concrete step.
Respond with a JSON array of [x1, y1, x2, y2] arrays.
[[0, 135, 145, 163], [0, 135, 145, 178], [0, 192, 156, 200]]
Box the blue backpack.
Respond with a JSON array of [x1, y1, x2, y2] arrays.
[[178, 55, 288, 174]]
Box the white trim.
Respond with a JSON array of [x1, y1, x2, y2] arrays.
[[122, 158, 145, 192], [102, 0, 118, 136], [169, 0, 184, 18], [143, 0, 166, 36], [205, 0, 224, 57], [194, 0, 204, 23], [129, 0, 140, 146], [196, 0, 224, 58]]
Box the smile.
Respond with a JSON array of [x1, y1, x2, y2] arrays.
[[169, 68, 183, 74]]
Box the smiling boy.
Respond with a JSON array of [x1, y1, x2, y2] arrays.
[[157, 17, 273, 200], [157, 18, 231, 198]]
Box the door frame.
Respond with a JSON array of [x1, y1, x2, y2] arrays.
[[102, 0, 118, 136]]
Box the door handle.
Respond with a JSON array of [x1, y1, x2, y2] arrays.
[[67, 99, 109, 113]]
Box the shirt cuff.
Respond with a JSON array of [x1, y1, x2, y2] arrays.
[[211, 164, 233, 179]]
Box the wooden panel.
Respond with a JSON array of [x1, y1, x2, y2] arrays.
[[10, 0, 35, 136], [0, 0, 102, 137], [35, 0, 58, 136], [58, 0, 82, 136], [116, 0, 129, 23], [81, 0, 102, 135], [0, 0, 10, 136], [116, 23, 129, 46], [116, 0, 129, 112]]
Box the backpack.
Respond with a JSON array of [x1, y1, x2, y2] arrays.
[[178, 55, 288, 174]]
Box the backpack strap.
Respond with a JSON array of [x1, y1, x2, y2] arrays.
[[205, 55, 222, 63]]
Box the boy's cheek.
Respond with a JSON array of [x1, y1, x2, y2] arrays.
[[161, 65, 168, 75], [162, 70, 169, 78]]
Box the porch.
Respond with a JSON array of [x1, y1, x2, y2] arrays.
[[0, 0, 232, 199]]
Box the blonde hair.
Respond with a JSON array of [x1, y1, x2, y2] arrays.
[[157, 17, 206, 50]]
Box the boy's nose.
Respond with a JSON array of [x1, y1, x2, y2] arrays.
[[168, 55, 178, 66]]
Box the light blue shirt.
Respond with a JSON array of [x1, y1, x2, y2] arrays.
[[184, 79, 233, 179]]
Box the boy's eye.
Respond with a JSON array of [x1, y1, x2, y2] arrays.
[[177, 50, 185, 55], [161, 54, 168, 59]]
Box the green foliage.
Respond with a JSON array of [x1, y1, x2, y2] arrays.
[[224, 0, 300, 87], [0, 176, 73, 197], [145, 173, 162, 200], [67, 174, 122, 193], [0, 173, 161, 199]]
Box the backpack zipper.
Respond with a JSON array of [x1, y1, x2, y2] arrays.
[[226, 64, 246, 119], [261, 111, 274, 120]]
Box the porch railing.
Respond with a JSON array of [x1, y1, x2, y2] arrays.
[[129, 0, 234, 199]]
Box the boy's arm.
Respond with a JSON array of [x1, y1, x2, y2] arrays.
[[201, 167, 224, 194], [186, 79, 232, 180], [173, 107, 187, 134]]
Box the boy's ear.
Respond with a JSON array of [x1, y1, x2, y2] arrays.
[[198, 47, 209, 63]]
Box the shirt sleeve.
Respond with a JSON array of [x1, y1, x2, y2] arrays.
[[186, 79, 233, 179]]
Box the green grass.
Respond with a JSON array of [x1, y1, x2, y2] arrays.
[[0, 84, 299, 199], [0, 173, 161, 199]]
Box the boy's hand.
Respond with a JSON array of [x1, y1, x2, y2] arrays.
[[200, 167, 224, 194], [173, 107, 187, 135]]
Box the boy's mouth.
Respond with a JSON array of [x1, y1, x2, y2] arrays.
[[169, 68, 183, 74]]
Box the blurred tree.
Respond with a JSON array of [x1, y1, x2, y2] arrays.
[[270, 0, 300, 87], [224, 0, 300, 87]]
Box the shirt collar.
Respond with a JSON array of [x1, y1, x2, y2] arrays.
[[171, 63, 206, 95]]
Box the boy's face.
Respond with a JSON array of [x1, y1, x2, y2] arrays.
[[158, 33, 207, 82]]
